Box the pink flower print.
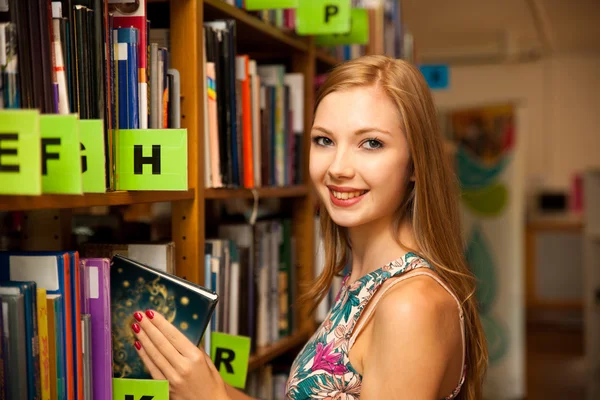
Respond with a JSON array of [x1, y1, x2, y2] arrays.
[[311, 342, 348, 375]]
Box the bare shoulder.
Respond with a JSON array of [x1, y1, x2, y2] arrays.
[[360, 271, 463, 398], [375, 272, 461, 330]]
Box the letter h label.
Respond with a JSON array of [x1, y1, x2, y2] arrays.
[[134, 145, 161, 175]]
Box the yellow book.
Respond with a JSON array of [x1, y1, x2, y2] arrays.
[[46, 297, 58, 400], [37, 288, 50, 400]]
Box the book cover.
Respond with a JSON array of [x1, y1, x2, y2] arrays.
[[110, 254, 218, 379]]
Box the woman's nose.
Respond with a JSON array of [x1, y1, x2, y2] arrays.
[[327, 150, 355, 180]]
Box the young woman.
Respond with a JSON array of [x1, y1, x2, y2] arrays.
[[130, 55, 489, 400]]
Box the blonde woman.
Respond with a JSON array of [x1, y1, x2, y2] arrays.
[[131, 55, 488, 400]]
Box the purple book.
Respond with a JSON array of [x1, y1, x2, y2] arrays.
[[83, 258, 112, 400]]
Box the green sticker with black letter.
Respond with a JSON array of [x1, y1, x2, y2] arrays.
[[0, 110, 42, 195], [112, 378, 169, 400], [210, 332, 251, 389], [315, 8, 369, 46], [115, 129, 188, 191], [296, 0, 351, 35], [80, 119, 106, 193], [245, 0, 297, 10], [41, 114, 83, 194]]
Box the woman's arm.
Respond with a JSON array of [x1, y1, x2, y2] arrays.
[[360, 277, 462, 399], [225, 384, 257, 400]]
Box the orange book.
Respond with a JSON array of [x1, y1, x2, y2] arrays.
[[236, 55, 254, 188]]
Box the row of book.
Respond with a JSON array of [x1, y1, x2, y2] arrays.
[[0, 250, 99, 400], [205, 217, 298, 355], [0, 242, 185, 400], [202, 19, 305, 189], [0, 0, 179, 191]]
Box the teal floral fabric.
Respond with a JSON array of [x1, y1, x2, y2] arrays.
[[285, 252, 465, 399]]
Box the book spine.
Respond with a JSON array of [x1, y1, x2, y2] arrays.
[[37, 289, 50, 400]]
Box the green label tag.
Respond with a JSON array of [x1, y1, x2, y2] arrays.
[[296, 0, 351, 35], [0, 110, 42, 195], [112, 378, 169, 400], [115, 129, 188, 191], [315, 8, 369, 46], [210, 332, 251, 389], [80, 120, 106, 193], [41, 114, 83, 194], [245, 0, 297, 10]]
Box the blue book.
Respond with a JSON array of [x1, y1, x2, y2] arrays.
[[0, 281, 40, 400], [117, 28, 139, 129]]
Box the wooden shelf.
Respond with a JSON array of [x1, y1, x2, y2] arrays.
[[248, 329, 310, 371], [316, 49, 341, 73], [203, 0, 309, 53], [205, 185, 308, 199], [0, 190, 195, 211]]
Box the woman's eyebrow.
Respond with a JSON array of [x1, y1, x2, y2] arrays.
[[312, 126, 392, 136]]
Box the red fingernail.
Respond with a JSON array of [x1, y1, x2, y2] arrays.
[[145, 310, 154, 319], [134, 312, 143, 322], [134, 341, 142, 350], [132, 323, 140, 333]]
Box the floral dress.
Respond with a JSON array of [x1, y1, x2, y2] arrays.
[[285, 252, 466, 399]]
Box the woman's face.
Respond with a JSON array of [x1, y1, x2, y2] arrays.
[[309, 85, 412, 229]]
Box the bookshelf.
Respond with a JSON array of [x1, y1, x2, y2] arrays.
[[0, 0, 330, 378], [0, 0, 405, 394]]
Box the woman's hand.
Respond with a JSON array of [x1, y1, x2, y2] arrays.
[[131, 309, 230, 400]]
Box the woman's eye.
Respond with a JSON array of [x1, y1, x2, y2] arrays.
[[314, 136, 333, 146], [363, 139, 383, 150]]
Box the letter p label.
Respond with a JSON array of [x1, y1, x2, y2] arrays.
[[324, 4, 339, 23]]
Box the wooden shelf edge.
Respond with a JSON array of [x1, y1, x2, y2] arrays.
[[205, 185, 308, 199], [316, 50, 341, 68], [203, 0, 308, 52], [0, 189, 195, 211], [248, 329, 310, 371]]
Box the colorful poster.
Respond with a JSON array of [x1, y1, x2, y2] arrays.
[[444, 103, 525, 398]]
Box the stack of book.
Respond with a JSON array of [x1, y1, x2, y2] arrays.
[[202, 18, 305, 189], [0, 0, 181, 191]]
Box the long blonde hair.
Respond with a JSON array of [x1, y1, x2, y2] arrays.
[[302, 55, 488, 399]]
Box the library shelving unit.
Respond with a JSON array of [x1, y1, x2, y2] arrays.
[[0, 0, 343, 372]]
